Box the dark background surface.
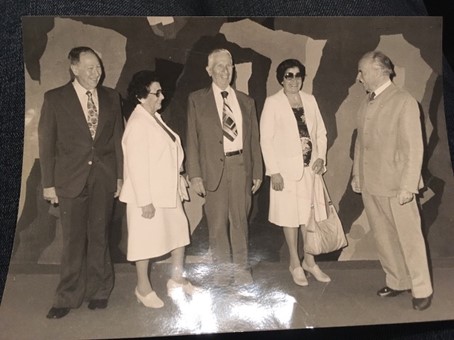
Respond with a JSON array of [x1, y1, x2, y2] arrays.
[[1, 0, 453, 339]]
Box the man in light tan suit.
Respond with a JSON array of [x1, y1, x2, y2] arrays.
[[352, 51, 433, 311]]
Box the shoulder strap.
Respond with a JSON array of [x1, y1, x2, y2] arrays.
[[151, 114, 176, 142], [312, 174, 332, 206]]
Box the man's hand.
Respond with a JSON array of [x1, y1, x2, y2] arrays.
[[43, 187, 59, 205], [114, 179, 123, 198], [271, 173, 284, 191], [190, 177, 206, 197], [312, 158, 325, 175], [351, 176, 361, 193], [398, 190, 414, 205], [141, 203, 156, 219], [251, 179, 262, 194]]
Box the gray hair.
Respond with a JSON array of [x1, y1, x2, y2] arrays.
[[207, 49, 233, 70], [361, 50, 396, 78]]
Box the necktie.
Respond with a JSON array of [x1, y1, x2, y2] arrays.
[[369, 91, 376, 101], [221, 91, 237, 141], [86, 91, 98, 138]]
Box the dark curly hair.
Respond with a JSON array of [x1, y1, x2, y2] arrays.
[[127, 70, 160, 104], [276, 59, 306, 84]]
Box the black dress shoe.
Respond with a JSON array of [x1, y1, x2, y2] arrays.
[[46, 307, 70, 319], [377, 286, 410, 297], [412, 295, 432, 311], [88, 299, 108, 310]]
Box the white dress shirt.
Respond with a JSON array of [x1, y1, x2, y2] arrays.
[[72, 79, 99, 122]]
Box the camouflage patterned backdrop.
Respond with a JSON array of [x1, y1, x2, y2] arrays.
[[15, 16, 452, 265]]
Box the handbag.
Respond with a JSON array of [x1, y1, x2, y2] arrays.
[[304, 175, 348, 255], [178, 174, 190, 202]]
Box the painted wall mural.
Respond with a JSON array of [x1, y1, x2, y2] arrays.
[[15, 16, 452, 265]]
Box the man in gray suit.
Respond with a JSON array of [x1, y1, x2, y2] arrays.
[[39, 46, 123, 318], [352, 51, 432, 310], [186, 48, 263, 286]]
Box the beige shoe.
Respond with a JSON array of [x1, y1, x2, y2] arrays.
[[289, 266, 308, 286], [135, 287, 164, 308], [167, 278, 199, 296], [234, 270, 254, 286], [302, 261, 331, 282]]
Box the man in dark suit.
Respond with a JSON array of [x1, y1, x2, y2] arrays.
[[186, 48, 263, 286], [39, 46, 123, 319]]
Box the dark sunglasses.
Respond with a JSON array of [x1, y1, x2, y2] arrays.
[[149, 89, 163, 97], [284, 72, 303, 80]]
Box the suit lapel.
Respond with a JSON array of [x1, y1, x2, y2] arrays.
[[206, 87, 223, 132], [94, 86, 108, 143], [234, 89, 248, 144], [63, 83, 92, 139], [277, 90, 300, 139]]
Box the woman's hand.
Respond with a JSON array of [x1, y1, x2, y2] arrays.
[[141, 203, 156, 219], [271, 173, 284, 191], [251, 179, 262, 194], [190, 177, 206, 197], [351, 176, 361, 193], [397, 190, 414, 205], [312, 158, 325, 175]]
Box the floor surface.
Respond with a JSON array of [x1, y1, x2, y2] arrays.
[[1, 259, 454, 339]]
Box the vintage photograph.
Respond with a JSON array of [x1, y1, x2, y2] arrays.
[[0, 16, 453, 338]]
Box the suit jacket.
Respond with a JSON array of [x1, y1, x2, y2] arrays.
[[185, 86, 263, 191], [353, 83, 424, 196], [39, 82, 123, 198], [120, 105, 184, 208], [260, 89, 327, 181]]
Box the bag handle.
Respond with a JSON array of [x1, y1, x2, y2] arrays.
[[311, 174, 333, 209], [321, 177, 333, 206]]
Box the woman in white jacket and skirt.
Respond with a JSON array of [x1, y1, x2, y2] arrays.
[[260, 59, 330, 286], [120, 70, 196, 308]]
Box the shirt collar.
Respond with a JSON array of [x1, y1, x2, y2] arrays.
[[373, 80, 392, 97], [212, 82, 232, 97], [72, 78, 97, 96]]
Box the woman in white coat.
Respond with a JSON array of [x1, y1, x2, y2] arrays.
[[120, 71, 195, 308], [260, 59, 330, 286]]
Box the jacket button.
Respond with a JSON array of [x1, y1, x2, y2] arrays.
[[88, 161, 93, 165], [220, 158, 224, 162]]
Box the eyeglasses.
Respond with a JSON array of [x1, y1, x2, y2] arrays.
[[284, 72, 303, 80], [149, 89, 163, 97]]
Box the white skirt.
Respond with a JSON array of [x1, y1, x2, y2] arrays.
[[268, 168, 318, 228], [126, 195, 190, 261]]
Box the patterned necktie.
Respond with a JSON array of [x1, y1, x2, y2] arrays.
[[221, 91, 237, 141], [86, 90, 98, 138]]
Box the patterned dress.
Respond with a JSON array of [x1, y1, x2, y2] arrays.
[[292, 107, 312, 166]]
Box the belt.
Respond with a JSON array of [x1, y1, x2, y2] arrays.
[[225, 149, 243, 157]]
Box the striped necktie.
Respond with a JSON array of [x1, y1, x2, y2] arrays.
[[221, 91, 237, 141], [86, 91, 98, 138]]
